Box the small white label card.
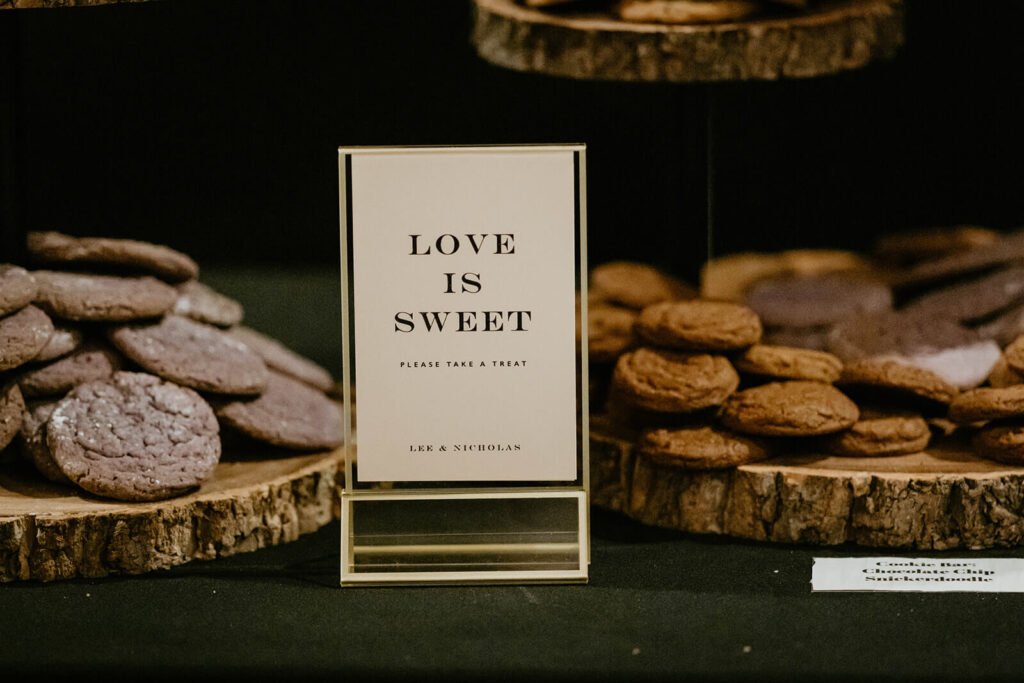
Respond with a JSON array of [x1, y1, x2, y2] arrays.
[[340, 145, 583, 485], [812, 557, 1024, 592]]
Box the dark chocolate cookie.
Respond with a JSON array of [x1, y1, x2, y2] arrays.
[[47, 372, 221, 501], [890, 228, 1024, 289], [0, 304, 55, 372], [18, 399, 71, 484], [902, 266, 1024, 324], [172, 281, 244, 328], [109, 315, 268, 396], [227, 326, 333, 392], [0, 380, 25, 453], [18, 343, 122, 398], [27, 231, 199, 283], [215, 371, 342, 450], [32, 323, 85, 362], [0, 264, 37, 317], [33, 270, 177, 322], [744, 271, 892, 328]]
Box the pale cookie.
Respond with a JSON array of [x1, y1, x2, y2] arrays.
[[744, 271, 892, 328], [226, 326, 333, 393], [215, 371, 342, 450], [948, 386, 1024, 424], [838, 359, 959, 408], [987, 356, 1024, 388], [0, 264, 37, 317], [972, 420, 1024, 466], [0, 304, 55, 372], [17, 343, 122, 398], [733, 344, 842, 383], [590, 261, 695, 310], [172, 280, 244, 328], [902, 266, 1024, 324], [110, 315, 268, 396], [27, 231, 198, 283], [47, 372, 220, 501], [581, 305, 637, 363], [611, 347, 738, 413], [875, 225, 1000, 265], [635, 300, 761, 352], [32, 323, 84, 362], [823, 413, 930, 457], [719, 380, 859, 437], [614, 0, 759, 24], [1002, 335, 1024, 376], [0, 381, 25, 453], [18, 399, 70, 484], [33, 270, 177, 322], [638, 425, 771, 470]]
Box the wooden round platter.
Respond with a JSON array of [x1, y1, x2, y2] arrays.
[[472, 0, 904, 82], [591, 420, 1024, 549], [0, 446, 343, 581]]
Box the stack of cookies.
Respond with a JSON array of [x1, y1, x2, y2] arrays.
[[0, 232, 342, 502], [520, 0, 814, 25]]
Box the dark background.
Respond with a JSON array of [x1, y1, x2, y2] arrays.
[[2, 0, 1024, 283]]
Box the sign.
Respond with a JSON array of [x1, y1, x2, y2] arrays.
[[812, 557, 1024, 592]]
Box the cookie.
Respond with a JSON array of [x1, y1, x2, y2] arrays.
[[611, 347, 738, 413], [828, 311, 1000, 390], [733, 344, 842, 383], [762, 325, 831, 351], [0, 381, 25, 453], [700, 250, 873, 301], [902, 266, 1024, 324], [226, 326, 333, 393], [987, 356, 1024, 388], [18, 399, 70, 484], [875, 225, 1001, 265], [744, 271, 892, 328], [635, 300, 761, 352], [975, 301, 1024, 348], [0, 304, 55, 372], [837, 359, 959, 408], [614, 0, 759, 24], [890, 228, 1024, 289], [32, 323, 85, 362], [589, 261, 696, 310], [638, 425, 771, 470], [47, 372, 220, 501], [33, 270, 177, 322], [1001, 334, 1024, 375], [823, 413, 930, 457], [26, 231, 199, 283], [948, 386, 1024, 424], [972, 419, 1024, 465], [581, 305, 637, 363], [110, 315, 268, 396], [0, 264, 37, 317], [172, 280, 244, 328], [215, 371, 342, 450], [17, 343, 122, 398], [719, 381, 859, 436]]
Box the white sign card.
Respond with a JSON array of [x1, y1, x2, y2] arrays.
[[343, 146, 582, 484], [812, 557, 1024, 592]]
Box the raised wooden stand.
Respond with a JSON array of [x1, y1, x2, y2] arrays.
[[472, 0, 904, 82], [591, 420, 1024, 549], [0, 448, 342, 581]]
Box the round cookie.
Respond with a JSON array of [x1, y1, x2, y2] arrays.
[[590, 261, 695, 310], [733, 344, 842, 383], [47, 372, 221, 501], [837, 359, 959, 408], [0, 264, 37, 317], [33, 270, 177, 322], [226, 325, 333, 393], [32, 323, 85, 362], [1001, 334, 1024, 376], [744, 271, 892, 328], [635, 300, 761, 352], [972, 420, 1024, 466], [638, 425, 771, 470], [26, 231, 199, 283], [0, 381, 25, 453], [700, 249, 873, 302], [172, 280, 244, 328], [948, 386, 1024, 424], [719, 381, 859, 437], [987, 356, 1024, 388], [215, 371, 342, 450], [823, 413, 930, 457], [614, 0, 759, 24], [110, 315, 268, 396], [902, 266, 1024, 324], [17, 343, 122, 398], [0, 304, 55, 372], [611, 347, 738, 414], [18, 399, 71, 484], [581, 305, 637, 363]]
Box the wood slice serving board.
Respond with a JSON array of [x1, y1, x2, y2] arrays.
[[591, 421, 1024, 550], [0, 448, 343, 581], [472, 0, 904, 82]]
